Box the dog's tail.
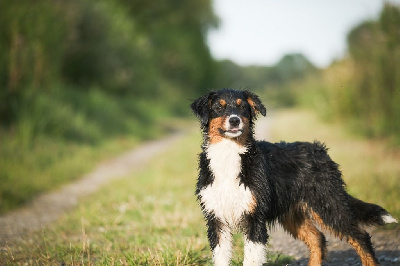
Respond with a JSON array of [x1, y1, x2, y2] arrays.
[[349, 195, 398, 226]]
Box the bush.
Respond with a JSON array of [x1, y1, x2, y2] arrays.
[[300, 3, 400, 143]]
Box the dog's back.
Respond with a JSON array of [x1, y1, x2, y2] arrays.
[[258, 140, 395, 227]]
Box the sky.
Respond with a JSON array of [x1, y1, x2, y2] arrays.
[[207, 0, 400, 67]]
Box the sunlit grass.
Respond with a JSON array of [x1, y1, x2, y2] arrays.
[[2, 130, 292, 265], [2, 109, 398, 265]]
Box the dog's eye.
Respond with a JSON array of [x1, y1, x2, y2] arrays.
[[216, 104, 225, 112]]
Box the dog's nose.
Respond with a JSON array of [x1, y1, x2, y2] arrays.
[[229, 116, 240, 127]]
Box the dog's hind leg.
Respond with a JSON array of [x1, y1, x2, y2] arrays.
[[281, 208, 327, 266], [346, 228, 378, 266], [309, 210, 378, 266]]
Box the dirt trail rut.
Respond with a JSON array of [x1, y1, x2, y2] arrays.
[[0, 131, 184, 247], [254, 116, 400, 266]]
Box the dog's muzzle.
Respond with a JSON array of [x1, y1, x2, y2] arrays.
[[223, 115, 243, 138]]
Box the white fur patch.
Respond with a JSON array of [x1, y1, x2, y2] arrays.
[[224, 130, 243, 138], [382, 214, 398, 224], [243, 239, 266, 266], [200, 139, 254, 227], [213, 225, 233, 266], [223, 115, 243, 138]]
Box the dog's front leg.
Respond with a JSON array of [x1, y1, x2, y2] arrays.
[[207, 218, 232, 266], [243, 220, 267, 266]]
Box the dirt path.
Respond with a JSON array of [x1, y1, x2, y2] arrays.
[[1, 115, 398, 265], [255, 116, 400, 266], [0, 131, 184, 247]]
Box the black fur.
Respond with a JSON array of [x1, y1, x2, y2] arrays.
[[191, 89, 396, 265]]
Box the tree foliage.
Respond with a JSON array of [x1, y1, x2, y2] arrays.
[[345, 3, 400, 138], [215, 53, 316, 90], [303, 3, 400, 142], [0, 0, 217, 139]]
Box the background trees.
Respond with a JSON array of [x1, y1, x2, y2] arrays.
[[0, 0, 217, 140]]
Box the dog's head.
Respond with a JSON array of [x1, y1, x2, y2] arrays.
[[191, 89, 266, 143]]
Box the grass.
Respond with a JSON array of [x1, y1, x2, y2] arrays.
[[0, 132, 139, 214], [2, 108, 398, 265], [0, 88, 177, 214], [1, 130, 293, 265]]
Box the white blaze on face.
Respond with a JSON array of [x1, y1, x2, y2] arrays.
[[223, 115, 243, 138]]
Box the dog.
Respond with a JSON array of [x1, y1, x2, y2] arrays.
[[191, 89, 397, 266]]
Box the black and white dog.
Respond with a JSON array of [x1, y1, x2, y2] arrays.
[[191, 89, 397, 266]]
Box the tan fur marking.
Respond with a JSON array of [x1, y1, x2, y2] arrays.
[[308, 209, 377, 265], [219, 99, 226, 107], [208, 117, 225, 144], [347, 237, 377, 266], [309, 209, 343, 240], [248, 194, 257, 214], [236, 98, 242, 106], [231, 117, 250, 147], [282, 209, 326, 266], [208, 115, 251, 146], [247, 97, 258, 114]]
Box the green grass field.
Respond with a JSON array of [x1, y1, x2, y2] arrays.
[[0, 87, 173, 214], [0, 134, 140, 214], [2, 130, 292, 265], [2, 109, 399, 265]]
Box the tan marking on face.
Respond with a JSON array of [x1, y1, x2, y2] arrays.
[[231, 117, 250, 147], [247, 97, 259, 114], [219, 99, 226, 107], [208, 115, 251, 146], [208, 117, 225, 144], [236, 98, 242, 106]]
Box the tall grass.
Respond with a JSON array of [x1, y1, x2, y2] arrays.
[[0, 87, 173, 214]]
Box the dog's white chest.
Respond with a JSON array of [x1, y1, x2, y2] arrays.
[[199, 139, 254, 227]]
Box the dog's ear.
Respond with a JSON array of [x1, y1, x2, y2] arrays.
[[244, 90, 266, 117], [190, 91, 215, 127]]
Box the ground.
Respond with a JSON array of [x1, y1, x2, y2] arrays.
[[0, 110, 399, 265], [0, 132, 184, 246]]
